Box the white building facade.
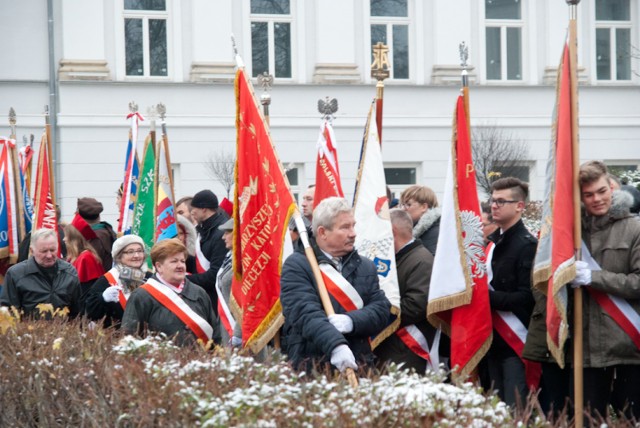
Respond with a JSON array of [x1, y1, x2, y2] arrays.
[[0, 0, 638, 225]]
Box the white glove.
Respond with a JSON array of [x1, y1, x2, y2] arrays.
[[102, 287, 120, 303], [571, 261, 592, 288], [328, 314, 354, 334], [230, 336, 242, 348], [330, 344, 357, 372]]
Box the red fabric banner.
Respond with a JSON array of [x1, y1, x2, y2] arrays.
[[532, 43, 575, 366], [313, 121, 344, 207], [232, 68, 296, 353], [33, 131, 57, 233]]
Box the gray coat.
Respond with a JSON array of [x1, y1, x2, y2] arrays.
[[0, 258, 81, 318], [122, 276, 218, 347], [582, 191, 640, 367]]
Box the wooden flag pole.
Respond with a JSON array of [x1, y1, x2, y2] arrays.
[[293, 214, 359, 388], [44, 106, 56, 208], [371, 42, 389, 146], [567, 1, 583, 426], [8, 108, 26, 242]]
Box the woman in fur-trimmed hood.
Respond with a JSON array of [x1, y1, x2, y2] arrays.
[[177, 214, 198, 274], [400, 185, 441, 256]]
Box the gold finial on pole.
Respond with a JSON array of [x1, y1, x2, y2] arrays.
[[371, 42, 390, 145]]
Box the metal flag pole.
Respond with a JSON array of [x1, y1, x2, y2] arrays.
[[371, 42, 389, 145], [459, 42, 472, 136], [566, 0, 583, 426]]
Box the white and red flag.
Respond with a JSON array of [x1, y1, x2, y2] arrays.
[[353, 100, 401, 348], [531, 42, 576, 367], [427, 96, 492, 380], [313, 120, 344, 206]]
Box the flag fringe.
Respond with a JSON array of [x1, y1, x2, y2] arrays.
[[370, 305, 401, 350], [532, 265, 552, 294], [426, 289, 472, 317], [246, 301, 284, 354], [454, 334, 492, 382]]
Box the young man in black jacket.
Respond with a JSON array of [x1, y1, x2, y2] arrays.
[[486, 177, 537, 407]]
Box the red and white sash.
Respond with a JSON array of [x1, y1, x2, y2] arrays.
[[195, 234, 210, 274], [319, 263, 363, 311], [581, 242, 640, 350], [104, 269, 128, 309], [215, 262, 236, 338], [141, 278, 213, 344], [396, 325, 441, 370], [486, 242, 541, 389]]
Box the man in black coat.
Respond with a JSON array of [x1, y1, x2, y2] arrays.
[[2, 228, 81, 318], [486, 177, 537, 407], [187, 189, 229, 311], [280, 197, 391, 373]]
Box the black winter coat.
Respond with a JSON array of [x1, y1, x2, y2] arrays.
[[0, 258, 81, 318], [122, 276, 218, 347], [187, 210, 229, 309], [487, 219, 537, 359], [280, 242, 391, 371]]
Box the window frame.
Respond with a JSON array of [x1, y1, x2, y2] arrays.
[[368, 0, 412, 81], [593, 0, 634, 82], [481, 0, 526, 83], [249, 1, 295, 81], [117, 0, 173, 80], [383, 164, 419, 199]]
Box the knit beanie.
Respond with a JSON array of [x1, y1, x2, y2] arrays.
[[111, 234, 146, 260], [191, 190, 218, 210]]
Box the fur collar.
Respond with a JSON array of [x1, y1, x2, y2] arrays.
[[413, 207, 442, 238]]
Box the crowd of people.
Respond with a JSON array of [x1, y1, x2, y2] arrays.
[[1, 160, 639, 421]]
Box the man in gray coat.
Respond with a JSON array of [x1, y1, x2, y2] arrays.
[[1, 228, 81, 318], [572, 161, 640, 419], [374, 209, 439, 375]]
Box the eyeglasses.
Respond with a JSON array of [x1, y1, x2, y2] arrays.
[[122, 249, 145, 256], [489, 198, 519, 207]]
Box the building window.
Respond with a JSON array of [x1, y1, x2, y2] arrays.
[[485, 0, 523, 81], [285, 164, 301, 202], [250, 0, 292, 78], [124, 0, 168, 77], [370, 0, 409, 80], [595, 0, 631, 80], [384, 166, 416, 201]]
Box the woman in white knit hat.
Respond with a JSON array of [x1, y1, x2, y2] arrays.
[[85, 234, 148, 328]]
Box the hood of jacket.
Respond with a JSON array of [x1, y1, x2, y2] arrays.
[[413, 206, 442, 239], [177, 214, 197, 256]]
